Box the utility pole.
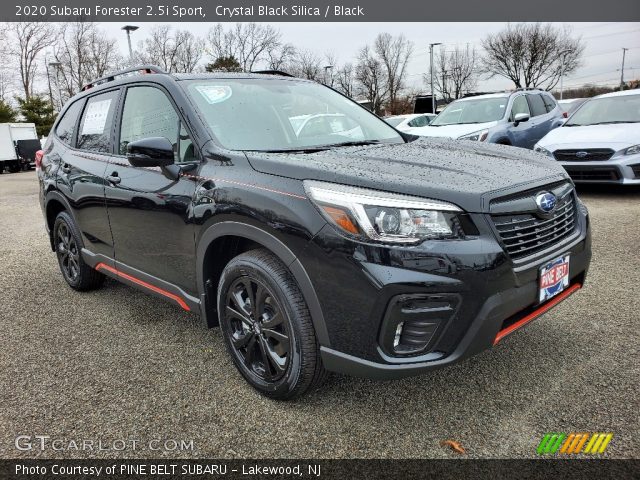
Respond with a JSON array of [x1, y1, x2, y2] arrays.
[[122, 25, 139, 60], [429, 42, 442, 114], [620, 47, 629, 91]]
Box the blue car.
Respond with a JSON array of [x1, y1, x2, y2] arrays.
[[413, 90, 564, 149]]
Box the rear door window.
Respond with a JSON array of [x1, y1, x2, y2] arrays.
[[526, 94, 548, 117], [77, 90, 120, 153], [55, 100, 84, 146]]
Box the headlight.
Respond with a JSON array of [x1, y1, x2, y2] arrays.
[[458, 130, 489, 142], [304, 181, 463, 244], [625, 144, 640, 155], [534, 144, 554, 158]]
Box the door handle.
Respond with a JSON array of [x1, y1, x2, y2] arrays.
[[106, 173, 121, 185]]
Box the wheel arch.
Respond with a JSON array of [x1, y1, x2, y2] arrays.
[[44, 191, 76, 251], [196, 222, 330, 347]]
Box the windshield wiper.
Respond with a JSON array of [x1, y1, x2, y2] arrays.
[[248, 147, 329, 154], [325, 140, 382, 148], [589, 121, 640, 125]]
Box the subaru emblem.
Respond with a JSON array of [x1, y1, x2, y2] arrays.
[[575, 151, 589, 158], [535, 192, 557, 213]]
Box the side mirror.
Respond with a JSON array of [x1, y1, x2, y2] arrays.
[[513, 113, 530, 126], [127, 137, 174, 168]]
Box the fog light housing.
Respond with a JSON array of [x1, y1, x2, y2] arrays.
[[380, 293, 460, 357]]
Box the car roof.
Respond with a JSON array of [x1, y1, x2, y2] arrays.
[[595, 89, 640, 99]]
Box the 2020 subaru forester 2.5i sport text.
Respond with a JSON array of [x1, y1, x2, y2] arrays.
[[37, 66, 591, 399]]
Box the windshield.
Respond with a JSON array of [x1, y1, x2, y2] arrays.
[[430, 97, 507, 126], [565, 94, 640, 126], [183, 78, 404, 151], [385, 117, 405, 127]]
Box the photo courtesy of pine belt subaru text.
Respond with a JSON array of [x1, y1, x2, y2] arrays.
[[37, 65, 592, 399]]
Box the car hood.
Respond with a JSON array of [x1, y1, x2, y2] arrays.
[[411, 121, 498, 139], [538, 123, 640, 151], [245, 138, 568, 213]]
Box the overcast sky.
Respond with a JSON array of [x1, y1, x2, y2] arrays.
[[101, 22, 640, 92]]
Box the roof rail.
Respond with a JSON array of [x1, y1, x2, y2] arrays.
[[81, 65, 168, 92], [514, 87, 546, 92], [250, 70, 294, 77]]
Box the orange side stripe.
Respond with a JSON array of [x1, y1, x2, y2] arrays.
[[95, 262, 190, 311], [493, 283, 582, 345], [572, 433, 589, 454]]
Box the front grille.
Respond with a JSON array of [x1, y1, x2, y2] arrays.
[[554, 148, 614, 162], [631, 164, 640, 179], [563, 166, 620, 181], [491, 194, 577, 260]]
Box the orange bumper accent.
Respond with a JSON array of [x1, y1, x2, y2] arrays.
[[493, 283, 582, 345]]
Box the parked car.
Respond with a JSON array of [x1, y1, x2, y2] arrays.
[[0, 123, 40, 173], [535, 89, 640, 184], [38, 66, 591, 399], [558, 98, 588, 118], [411, 90, 564, 149], [385, 113, 436, 132]]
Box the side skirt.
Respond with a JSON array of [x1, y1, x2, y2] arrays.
[[81, 248, 201, 314]]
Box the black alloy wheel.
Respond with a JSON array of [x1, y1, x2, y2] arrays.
[[52, 211, 104, 291], [56, 221, 80, 284], [218, 249, 327, 400], [225, 276, 290, 381]]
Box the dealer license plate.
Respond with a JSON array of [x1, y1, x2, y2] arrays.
[[539, 255, 570, 303]]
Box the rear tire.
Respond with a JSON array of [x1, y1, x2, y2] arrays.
[[53, 211, 105, 291], [217, 248, 327, 400]]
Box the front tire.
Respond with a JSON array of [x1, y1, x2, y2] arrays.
[[53, 211, 104, 291], [217, 249, 326, 400]]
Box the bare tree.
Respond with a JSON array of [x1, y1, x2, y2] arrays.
[[53, 22, 122, 101], [289, 49, 324, 81], [373, 33, 413, 114], [334, 63, 357, 98], [267, 43, 296, 71], [7, 22, 57, 99], [482, 23, 584, 89], [206, 23, 282, 72], [138, 25, 204, 73], [355, 46, 388, 114], [427, 45, 478, 101]]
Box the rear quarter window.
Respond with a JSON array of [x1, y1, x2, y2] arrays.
[[542, 94, 557, 113], [55, 100, 84, 146]]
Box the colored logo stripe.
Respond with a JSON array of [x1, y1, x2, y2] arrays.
[[538, 432, 613, 455]]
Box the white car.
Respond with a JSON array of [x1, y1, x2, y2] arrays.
[[384, 113, 436, 133], [535, 90, 640, 185]]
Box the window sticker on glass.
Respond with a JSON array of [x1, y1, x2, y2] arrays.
[[195, 85, 232, 104], [81, 99, 112, 135]]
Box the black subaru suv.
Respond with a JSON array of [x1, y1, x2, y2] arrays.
[[38, 66, 591, 399]]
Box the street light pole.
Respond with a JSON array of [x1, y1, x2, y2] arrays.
[[122, 25, 139, 60], [620, 47, 629, 91], [558, 49, 572, 101], [429, 43, 442, 114], [48, 62, 63, 111]]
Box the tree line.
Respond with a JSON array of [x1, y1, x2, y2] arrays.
[[0, 21, 589, 135]]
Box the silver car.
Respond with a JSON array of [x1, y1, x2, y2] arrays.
[[412, 90, 564, 149]]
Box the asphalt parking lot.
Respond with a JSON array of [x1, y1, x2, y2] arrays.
[[1, 170, 638, 459]]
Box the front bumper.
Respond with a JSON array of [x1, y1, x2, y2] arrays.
[[559, 153, 640, 184], [300, 205, 591, 379]]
